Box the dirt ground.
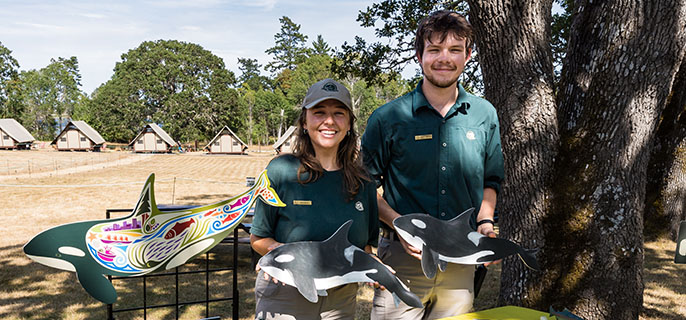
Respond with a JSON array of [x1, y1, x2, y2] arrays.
[[0, 149, 684, 319]]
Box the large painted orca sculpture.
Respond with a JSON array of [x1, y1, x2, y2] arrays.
[[23, 170, 285, 304], [257, 220, 423, 308], [393, 208, 539, 279]]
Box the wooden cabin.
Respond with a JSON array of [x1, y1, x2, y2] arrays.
[[0, 119, 35, 150], [205, 126, 248, 154], [272, 126, 297, 154], [129, 123, 177, 153], [51, 120, 105, 151]]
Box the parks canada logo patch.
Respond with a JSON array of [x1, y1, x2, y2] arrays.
[[466, 130, 476, 140], [322, 82, 338, 92], [355, 201, 364, 212]]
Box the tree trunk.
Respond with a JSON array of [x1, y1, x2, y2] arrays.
[[470, 0, 686, 318], [550, 1, 685, 317], [645, 59, 686, 240], [468, 0, 558, 308]]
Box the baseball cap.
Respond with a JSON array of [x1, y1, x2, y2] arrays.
[[302, 78, 352, 110]]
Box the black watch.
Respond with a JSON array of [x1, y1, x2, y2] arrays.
[[476, 219, 495, 227]]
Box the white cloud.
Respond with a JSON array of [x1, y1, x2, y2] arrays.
[[79, 13, 106, 19]]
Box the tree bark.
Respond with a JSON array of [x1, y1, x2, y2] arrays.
[[645, 59, 686, 240], [470, 0, 686, 318], [468, 0, 558, 308]]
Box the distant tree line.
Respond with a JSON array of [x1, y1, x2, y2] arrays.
[[0, 15, 407, 144]]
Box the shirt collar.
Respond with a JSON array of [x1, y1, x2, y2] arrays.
[[412, 80, 471, 115]]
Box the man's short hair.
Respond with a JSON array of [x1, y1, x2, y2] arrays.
[[415, 10, 473, 58]]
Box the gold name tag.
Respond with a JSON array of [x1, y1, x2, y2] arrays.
[[415, 134, 432, 141], [293, 200, 312, 205]]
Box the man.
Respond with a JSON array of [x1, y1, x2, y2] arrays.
[[362, 10, 504, 319]]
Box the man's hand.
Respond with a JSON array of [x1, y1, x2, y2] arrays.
[[398, 236, 422, 260]]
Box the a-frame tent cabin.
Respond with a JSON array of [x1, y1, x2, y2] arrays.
[[129, 123, 177, 153], [51, 120, 105, 151], [272, 126, 297, 154], [0, 119, 35, 150], [204, 126, 248, 154]]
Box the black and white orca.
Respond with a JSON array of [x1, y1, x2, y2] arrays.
[[257, 220, 422, 308], [393, 208, 539, 279]]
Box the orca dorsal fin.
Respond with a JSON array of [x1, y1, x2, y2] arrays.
[[131, 173, 158, 219], [446, 208, 475, 226], [322, 220, 354, 247]]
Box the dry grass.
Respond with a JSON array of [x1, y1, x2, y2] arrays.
[[0, 150, 683, 319]]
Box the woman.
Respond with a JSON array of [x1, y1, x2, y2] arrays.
[[250, 78, 379, 320]]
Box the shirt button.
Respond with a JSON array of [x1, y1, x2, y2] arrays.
[[441, 212, 446, 217], [442, 120, 446, 124], [441, 189, 446, 194], [442, 142, 447, 147], [441, 166, 446, 171]]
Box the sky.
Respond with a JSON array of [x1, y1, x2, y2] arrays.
[[0, 0, 391, 95]]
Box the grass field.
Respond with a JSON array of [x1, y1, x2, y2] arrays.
[[0, 149, 683, 319]]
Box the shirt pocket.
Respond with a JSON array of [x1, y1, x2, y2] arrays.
[[392, 126, 438, 175], [452, 126, 486, 177]]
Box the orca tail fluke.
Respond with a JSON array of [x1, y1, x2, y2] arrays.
[[518, 247, 540, 271], [254, 170, 286, 207]]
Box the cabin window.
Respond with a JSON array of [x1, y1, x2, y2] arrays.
[[137, 139, 143, 144], [214, 141, 220, 146], [2, 135, 8, 140], [60, 137, 67, 142], [233, 141, 239, 146], [157, 139, 163, 144], [80, 137, 86, 142], [285, 141, 290, 147]]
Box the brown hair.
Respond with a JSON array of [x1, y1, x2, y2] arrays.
[[292, 105, 370, 201], [415, 10, 473, 59]]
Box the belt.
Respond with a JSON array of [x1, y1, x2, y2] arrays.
[[381, 228, 400, 241]]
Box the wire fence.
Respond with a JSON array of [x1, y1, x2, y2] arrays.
[[1, 154, 132, 177]]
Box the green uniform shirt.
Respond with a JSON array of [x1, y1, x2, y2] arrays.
[[251, 154, 379, 249], [361, 81, 504, 224]]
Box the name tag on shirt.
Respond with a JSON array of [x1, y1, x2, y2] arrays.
[[293, 200, 312, 206], [415, 134, 433, 141]]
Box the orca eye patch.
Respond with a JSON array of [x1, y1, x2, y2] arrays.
[[58, 246, 85, 257], [274, 254, 295, 263], [411, 219, 427, 229]]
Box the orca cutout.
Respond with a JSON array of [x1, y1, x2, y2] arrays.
[[393, 208, 539, 279], [23, 170, 285, 304], [674, 220, 686, 264], [258, 220, 423, 308]]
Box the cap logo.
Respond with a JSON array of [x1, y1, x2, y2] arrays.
[[322, 82, 338, 92]]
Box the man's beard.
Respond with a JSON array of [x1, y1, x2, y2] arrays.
[[423, 66, 459, 88]]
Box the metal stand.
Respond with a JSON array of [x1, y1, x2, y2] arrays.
[[105, 207, 241, 320]]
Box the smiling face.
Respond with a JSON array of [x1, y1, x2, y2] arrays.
[[417, 32, 471, 89], [304, 99, 351, 156]]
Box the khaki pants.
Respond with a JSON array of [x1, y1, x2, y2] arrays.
[[371, 237, 474, 320], [254, 270, 358, 320]]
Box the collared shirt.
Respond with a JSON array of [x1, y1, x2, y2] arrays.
[[250, 154, 379, 249], [361, 81, 504, 224]]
